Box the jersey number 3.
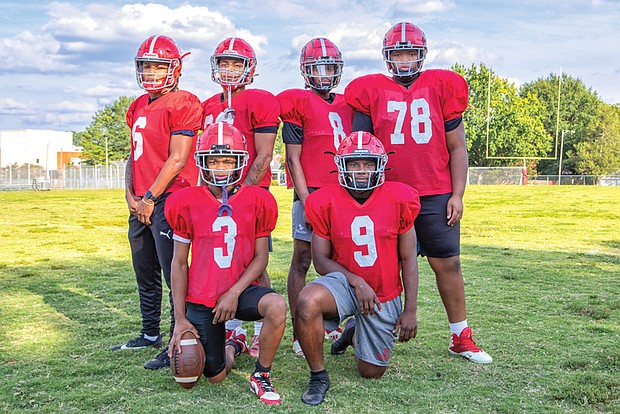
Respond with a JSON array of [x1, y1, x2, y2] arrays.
[[213, 216, 237, 268], [387, 98, 432, 144], [351, 216, 377, 267]]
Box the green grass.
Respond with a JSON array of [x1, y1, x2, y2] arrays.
[[0, 185, 619, 413]]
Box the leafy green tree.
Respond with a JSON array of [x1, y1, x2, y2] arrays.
[[519, 74, 602, 174], [453, 63, 551, 168], [79, 96, 134, 165], [572, 103, 620, 175]]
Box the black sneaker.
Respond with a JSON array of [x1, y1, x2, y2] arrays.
[[111, 333, 163, 351], [301, 377, 330, 406], [144, 348, 170, 370], [330, 318, 355, 355]]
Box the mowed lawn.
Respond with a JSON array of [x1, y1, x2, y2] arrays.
[[0, 185, 618, 413]]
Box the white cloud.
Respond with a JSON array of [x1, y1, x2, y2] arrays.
[[0, 98, 36, 115]]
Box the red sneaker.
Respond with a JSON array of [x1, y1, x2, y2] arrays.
[[250, 372, 281, 405], [248, 335, 260, 358], [449, 327, 492, 364], [324, 326, 343, 341], [225, 327, 248, 357]]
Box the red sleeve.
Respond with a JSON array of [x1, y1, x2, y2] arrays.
[[164, 191, 192, 241], [397, 185, 421, 234], [305, 190, 331, 240], [255, 189, 278, 237], [276, 89, 303, 127], [169, 92, 203, 134], [344, 76, 372, 115], [249, 90, 281, 129], [440, 71, 469, 121]]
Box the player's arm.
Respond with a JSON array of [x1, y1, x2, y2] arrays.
[[312, 233, 382, 315], [445, 121, 468, 226], [393, 226, 419, 342], [212, 236, 270, 323], [135, 133, 194, 225], [351, 111, 374, 134], [124, 156, 140, 215], [243, 131, 276, 185], [168, 240, 199, 357]]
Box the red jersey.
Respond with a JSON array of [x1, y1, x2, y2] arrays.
[[305, 182, 420, 302], [345, 70, 468, 196], [126, 90, 202, 196], [165, 186, 278, 308], [277, 89, 353, 188], [202, 89, 281, 188]]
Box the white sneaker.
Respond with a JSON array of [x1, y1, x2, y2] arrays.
[[292, 339, 304, 356]]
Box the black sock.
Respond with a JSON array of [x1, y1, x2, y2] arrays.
[[255, 361, 271, 374], [227, 341, 242, 356], [310, 369, 329, 380]]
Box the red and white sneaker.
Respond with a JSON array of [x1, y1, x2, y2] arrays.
[[225, 327, 248, 357], [324, 326, 343, 341], [449, 327, 492, 364], [249, 335, 260, 358], [292, 339, 304, 356], [250, 372, 281, 405]]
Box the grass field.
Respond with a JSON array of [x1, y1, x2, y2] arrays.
[[0, 185, 618, 413]]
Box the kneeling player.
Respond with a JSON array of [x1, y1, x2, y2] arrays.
[[166, 122, 286, 405], [295, 132, 421, 405]]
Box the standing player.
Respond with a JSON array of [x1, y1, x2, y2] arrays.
[[345, 22, 492, 364], [277, 37, 353, 355], [112, 35, 203, 371], [295, 131, 420, 405], [166, 122, 286, 405], [202, 37, 280, 357]]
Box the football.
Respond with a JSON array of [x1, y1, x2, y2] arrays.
[[170, 330, 205, 389]]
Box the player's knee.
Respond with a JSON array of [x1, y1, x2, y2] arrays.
[[358, 363, 386, 379], [206, 369, 227, 384], [263, 294, 287, 324], [296, 286, 324, 321]]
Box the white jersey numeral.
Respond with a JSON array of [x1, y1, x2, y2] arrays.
[[387, 98, 433, 144], [132, 116, 147, 161], [212, 216, 237, 269], [328, 112, 347, 150], [351, 216, 377, 267]]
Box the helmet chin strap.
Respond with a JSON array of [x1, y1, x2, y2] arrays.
[[217, 184, 233, 216]]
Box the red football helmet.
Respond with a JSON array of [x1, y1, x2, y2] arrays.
[[195, 122, 249, 186], [135, 35, 187, 92], [211, 37, 257, 89], [300, 37, 344, 91], [335, 131, 388, 191], [382, 22, 427, 78]]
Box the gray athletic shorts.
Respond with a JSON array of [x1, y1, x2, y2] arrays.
[[309, 272, 402, 367], [292, 200, 312, 242]]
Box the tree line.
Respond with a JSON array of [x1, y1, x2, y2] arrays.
[[75, 65, 620, 176]]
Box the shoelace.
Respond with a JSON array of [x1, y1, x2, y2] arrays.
[[254, 373, 275, 393], [456, 334, 481, 352]]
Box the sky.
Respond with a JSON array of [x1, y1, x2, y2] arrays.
[[1, 0, 619, 132]]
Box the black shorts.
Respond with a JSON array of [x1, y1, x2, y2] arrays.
[[414, 193, 460, 258], [185, 284, 275, 377]]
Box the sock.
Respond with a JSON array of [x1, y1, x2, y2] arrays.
[[310, 369, 329, 380], [144, 333, 159, 341], [254, 321, 263, 337], [254, 361, 271, 374], [225, 318, 242, 331], [449, 320, 468, 336], [227, 340, 242, 356]]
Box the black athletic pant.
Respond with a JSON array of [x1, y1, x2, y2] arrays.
[[128, 193, 174, 338]]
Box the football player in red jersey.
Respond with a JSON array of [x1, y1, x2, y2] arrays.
[[202, 37, 281, 357], [166, 122, 286, 405], [345, 22, 492, 364], [277, 37, 353, 355], [295, 131, 420, 405], [112, 35, 203, 371]]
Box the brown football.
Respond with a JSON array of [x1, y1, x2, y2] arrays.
[[170, 330, 205, 389]]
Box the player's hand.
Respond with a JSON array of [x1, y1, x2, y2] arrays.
[[136, 199, 154, 225], [446, 194, 464, 227], [353, 279, 382, 316], [393, 310, 418, 342], [212, 291, 239, 324], [126, 195, 141, 216], [168, 318, 199, 359]]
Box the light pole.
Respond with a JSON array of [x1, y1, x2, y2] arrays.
[[558, 129, 574, 185]]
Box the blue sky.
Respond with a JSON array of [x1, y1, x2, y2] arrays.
[[1, 0, 618, 132]]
